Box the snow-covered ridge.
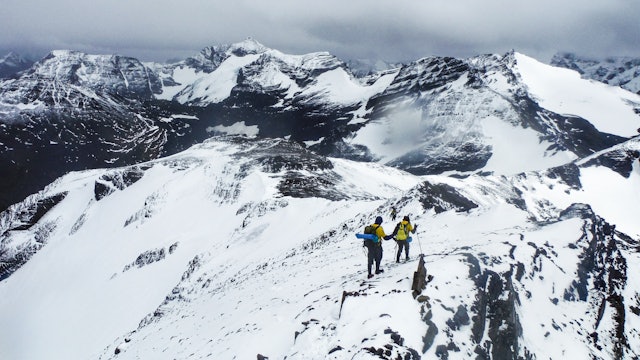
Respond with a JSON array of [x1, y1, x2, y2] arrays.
[[162, 39, 388, 107], [1, 135, 639, 359]]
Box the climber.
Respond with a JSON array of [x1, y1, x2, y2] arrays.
[[392, 216, 417, 262], [363, 216, 393, 278]]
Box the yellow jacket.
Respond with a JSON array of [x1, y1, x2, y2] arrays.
[[370, 223, 387, 244]]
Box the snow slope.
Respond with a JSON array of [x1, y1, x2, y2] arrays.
[[1, 135, 639, 359], [0, 137, 420, 359], [515, 52, 640, 137]]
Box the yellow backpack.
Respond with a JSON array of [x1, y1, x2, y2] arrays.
[[396, 222, 408, 240]]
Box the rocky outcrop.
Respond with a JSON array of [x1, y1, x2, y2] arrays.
[[0, 191, 66, 280], [415, 181, 478, 214], [94, 166, 149, 201]]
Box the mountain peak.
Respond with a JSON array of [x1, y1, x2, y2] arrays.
[[229, 37, 268, 56], [46, 49, 85, 59]]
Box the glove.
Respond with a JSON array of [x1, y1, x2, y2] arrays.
[[414, 224, 418, 232], [384, 235, 393, 240]]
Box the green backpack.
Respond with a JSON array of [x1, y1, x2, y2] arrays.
[[363, 224, 379, 243], [364, 224, 377, 235]]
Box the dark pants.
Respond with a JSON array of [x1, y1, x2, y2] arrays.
[[396, 240, 409, 261], [366, 243, 383, 274]]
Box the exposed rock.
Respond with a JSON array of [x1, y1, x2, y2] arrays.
[[95, 167, 147, 201], [421, 307, 438, 353], [0, 221, 57, 281], [123, 248, 167, 272], [4, 192, 67, 232], [558, 203, 594, 221], [580, 145, 640, 178], [415, 182, 478, 214], [466, 254, 524, 359], [545, 163, 582, 189], [412, 254, 429, 297], [446, 305, 470, 331], [561, 215, 630, 357]]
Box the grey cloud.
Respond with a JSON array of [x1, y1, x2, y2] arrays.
[[0, 0, 638, 63]]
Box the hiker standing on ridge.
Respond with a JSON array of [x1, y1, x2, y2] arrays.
[[392, 216, 417, 262], [364, 216, 393, 279], [390, 207, 397, 221]]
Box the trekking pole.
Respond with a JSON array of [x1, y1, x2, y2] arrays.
[[415, 229, 424, 255]]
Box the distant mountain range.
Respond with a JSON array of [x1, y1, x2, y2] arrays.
[[1, 40, 638, 212]]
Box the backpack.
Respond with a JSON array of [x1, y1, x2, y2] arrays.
[[396, 222, 409, 240], [364, 225, 377, 235], [363, 224, 379, 244]]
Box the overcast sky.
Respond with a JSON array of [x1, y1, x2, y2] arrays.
[[1, 0, 639, 64]]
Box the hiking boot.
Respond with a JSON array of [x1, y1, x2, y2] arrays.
[[367, 274, 374, 279], [375, 269, 384, 274]]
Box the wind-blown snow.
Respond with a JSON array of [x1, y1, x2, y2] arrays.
[[515, 52, 640, 137], [348, 105, 426, 163]]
